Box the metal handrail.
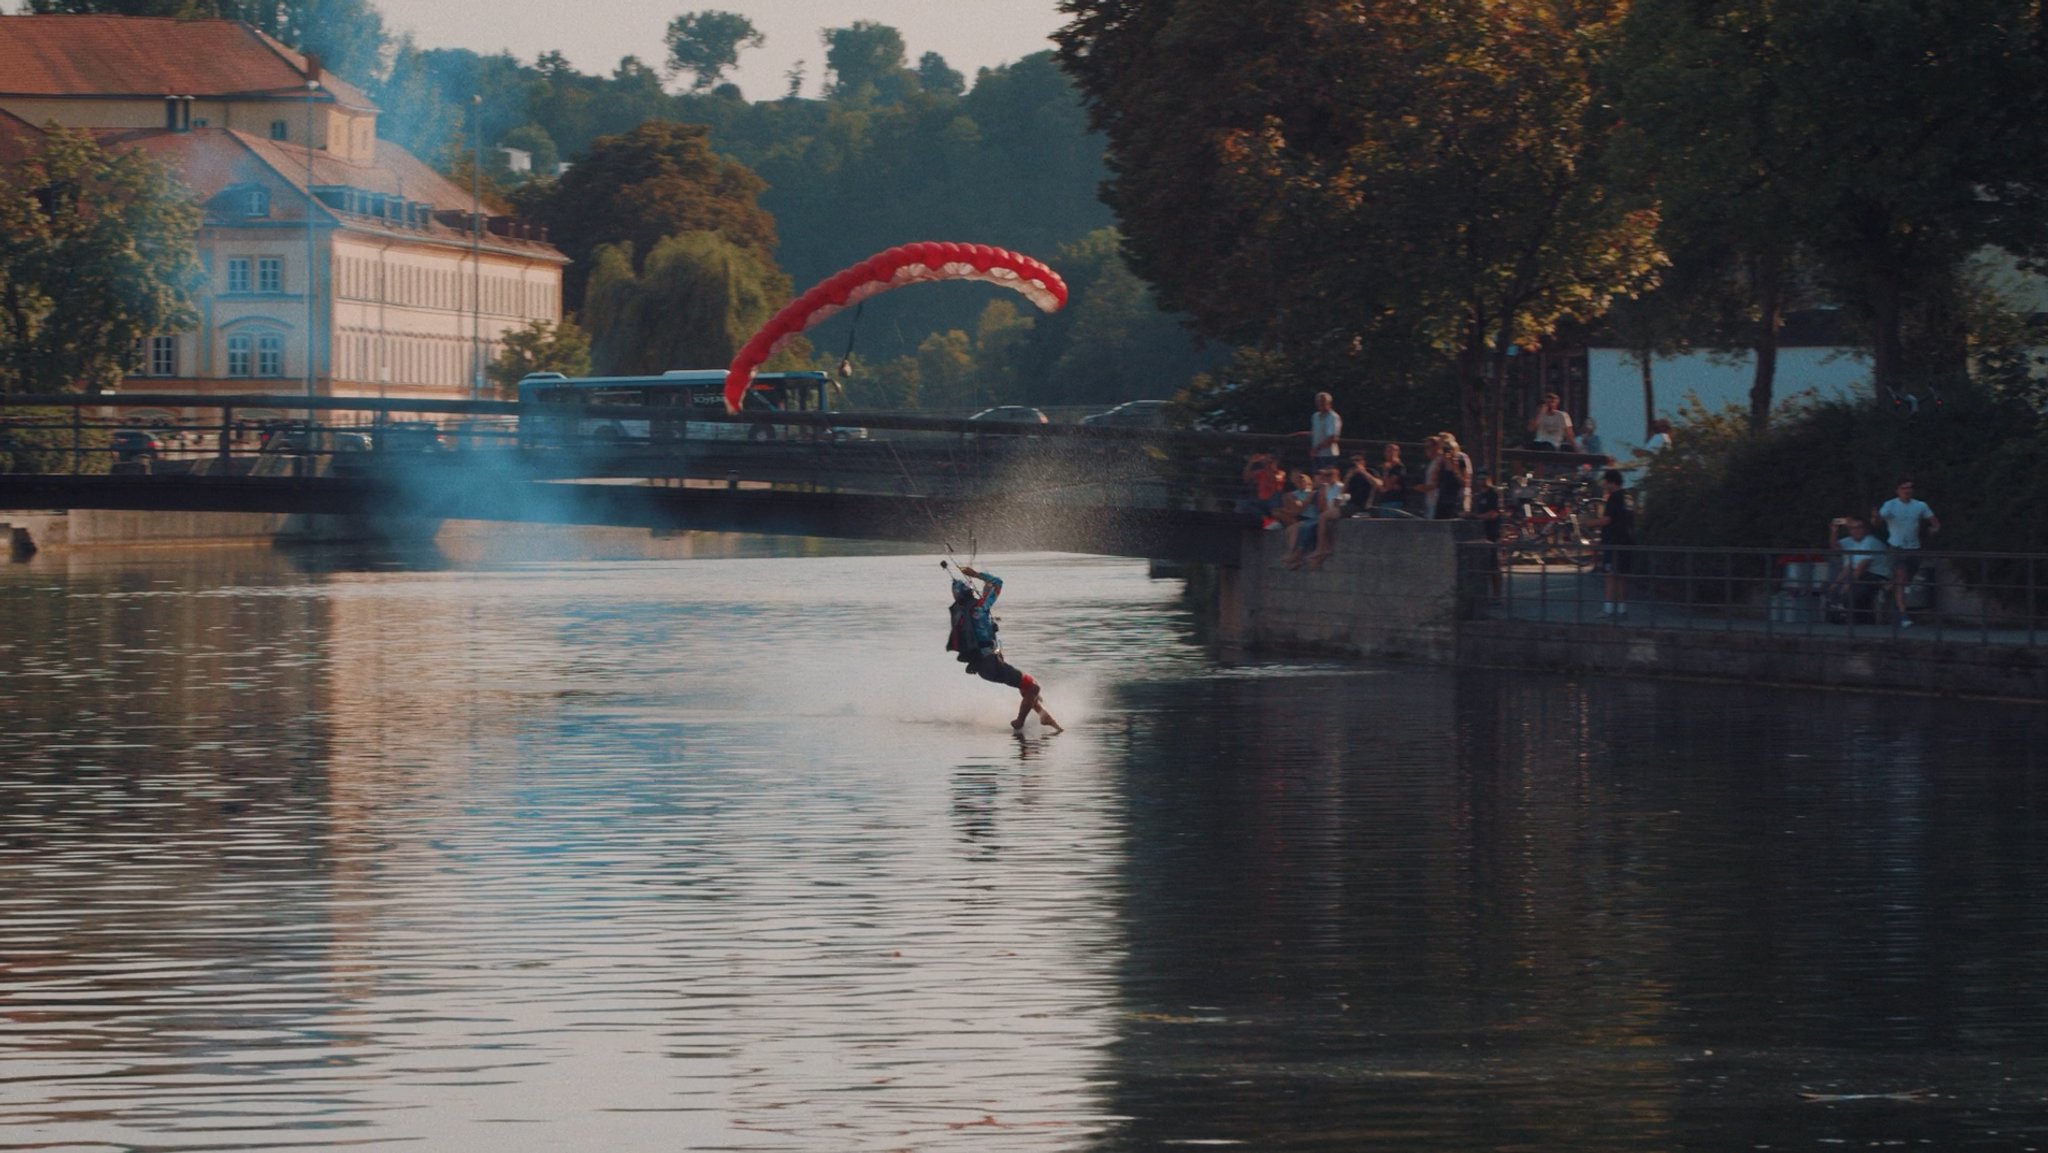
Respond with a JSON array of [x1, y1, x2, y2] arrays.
[[1462, 539, 2044, 646]]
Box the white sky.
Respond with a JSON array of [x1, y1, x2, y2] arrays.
[[382, 0, 1070, 98]]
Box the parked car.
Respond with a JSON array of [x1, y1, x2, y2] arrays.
[[111, 430, 164, 461], [1080, 399, 1176, 429], [967, 405, 1050, 425], [381, 422, 446, 453]]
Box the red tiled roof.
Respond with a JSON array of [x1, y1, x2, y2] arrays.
[[97, 127, 565, 262], [0, 15, 374, 111]]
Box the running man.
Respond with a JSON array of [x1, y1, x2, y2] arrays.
[[945, 564, 1061, 731]]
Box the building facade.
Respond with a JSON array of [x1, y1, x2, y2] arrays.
[[0, 15, 566, 408]]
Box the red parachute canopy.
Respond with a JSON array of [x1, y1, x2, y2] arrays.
[[723, 242, 1068, 411]]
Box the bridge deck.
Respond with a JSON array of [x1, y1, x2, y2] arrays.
[[0, 472, 1249, 564]]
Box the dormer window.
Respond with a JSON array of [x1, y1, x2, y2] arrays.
[[270, 120, 289, 141], [242, 187, 269, 217]]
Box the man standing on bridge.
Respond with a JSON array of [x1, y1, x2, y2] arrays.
[[945, 564, 1062, 732]]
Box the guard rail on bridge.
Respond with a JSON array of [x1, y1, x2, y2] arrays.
[[0, 391, 1449, 510]]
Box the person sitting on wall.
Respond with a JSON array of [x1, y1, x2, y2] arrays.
[[1827, 515, 1890, 624], [1525, 392, 1577, 454], [1236, 451, 1288, 523]]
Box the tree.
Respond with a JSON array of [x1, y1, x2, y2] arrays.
[[582, 232, 793, 375], [0, 128, 202, 394], [823, 21, 915, 104], [487, 317, 591, 395], [917, 52, 965, 97], [1617, 0, 2048, 405], [517, 120, 781, 310], [664, 10, 765, 93], [1057, 0, 1663, 464]]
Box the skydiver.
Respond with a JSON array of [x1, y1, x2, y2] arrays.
[[944, 564, 1062, 732]]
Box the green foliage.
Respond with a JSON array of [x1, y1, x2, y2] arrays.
[[916, 52, 965, 98], [515, 121, 780, 310], [1176, 347, 1458, 440], [996, 228, 1220, 407], [0, 128, 203, 394], [822, 21, 916, 105], [1057, 0, 1664, 453], [1611, 0, 2048, 402], [1635, 387, 2048, 553], [487, 317, 592, 395], [583, 233, 794, 376], [0, 409, 108, 475], [664, 11, 765, 93]]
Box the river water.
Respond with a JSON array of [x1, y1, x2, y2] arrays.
[[3, 542, 2046, 1152]]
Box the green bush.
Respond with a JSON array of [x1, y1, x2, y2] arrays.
[[1635, 383, 2048, 554], [0, 409, 110, 474]]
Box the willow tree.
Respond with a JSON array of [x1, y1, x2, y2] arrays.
[[1057, 0, 1662, 462], [519, 121, 781, 310], [0, 128, 202, 394], [583, 232, 793, 376]]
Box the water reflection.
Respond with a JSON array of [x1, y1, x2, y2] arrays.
[[1106, 670, 2048, 1151], [2, 545, 2046, 1150]]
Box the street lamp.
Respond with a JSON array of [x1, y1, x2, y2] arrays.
[[305, 78, 319, 403], [471, 93, 483, 401]]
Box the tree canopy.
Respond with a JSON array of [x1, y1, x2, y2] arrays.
[[1057, 0, 1663, 460], [582, 232, 795, 376], [0, 128, 203, 394], [513, 120, 780, 310], [663, 10, 765, 93], [1611, 0, 2048, 423]]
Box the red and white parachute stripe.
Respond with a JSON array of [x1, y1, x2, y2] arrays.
[[723, 241, 1068, 411]]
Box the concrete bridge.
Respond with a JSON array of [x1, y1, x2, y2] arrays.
[[0, 392, 1285, 563], [0, 470, 1249, 563]]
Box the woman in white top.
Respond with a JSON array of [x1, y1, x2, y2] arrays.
[[1526, 393, 1576, 452], [1636, 418, 1673, 456]]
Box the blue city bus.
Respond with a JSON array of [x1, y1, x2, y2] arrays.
[[515, 370, 835, 448]]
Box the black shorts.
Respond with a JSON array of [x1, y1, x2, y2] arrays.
[[1600, 548, 1636, 575], [1892, 550, 1922, 581], [967, 653, 1027, 690]]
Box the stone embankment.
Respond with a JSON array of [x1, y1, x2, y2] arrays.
[[1209, 520, 2047, 701]]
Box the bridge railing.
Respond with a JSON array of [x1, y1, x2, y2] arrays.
[[0, 392, 1376, 509]]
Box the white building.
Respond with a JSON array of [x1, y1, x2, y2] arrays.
[[0, 14, 567, 411]]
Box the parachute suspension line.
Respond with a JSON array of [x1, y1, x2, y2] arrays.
[[835, 303, 863, 388]]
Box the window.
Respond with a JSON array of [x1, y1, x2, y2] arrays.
[[257, 257, 282, 294], [150, 335, 175, 377], [257, 333, 283, 377], [226, 257, 250, 294], [242, 188, 269, 217], [270, 120, 289, 141], [227, 334, 251, 377]]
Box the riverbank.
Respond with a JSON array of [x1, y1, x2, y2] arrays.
[[1207, 521, 2048, 701]]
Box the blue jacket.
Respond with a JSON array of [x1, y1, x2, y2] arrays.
[[946, 571, 1002, 659]]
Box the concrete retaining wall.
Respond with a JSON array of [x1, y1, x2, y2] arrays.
[[1465, 618, 2048, 701], [2, 509, 286, 549], [1215, 519, 1473, 663], [1210, 522, 2048, 700]]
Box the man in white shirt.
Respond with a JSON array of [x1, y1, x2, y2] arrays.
[[1873, 479, 1940, 628], [1828, 515, 1890, 624], [1308, 392, 1342, 471]]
